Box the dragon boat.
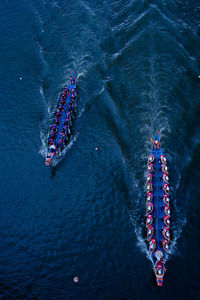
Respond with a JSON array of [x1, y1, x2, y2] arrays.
[[45, 72, 77, 165], [146, 132, 170, 286]]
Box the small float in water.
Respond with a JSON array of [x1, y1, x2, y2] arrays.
[[146, 132, 170, 286], [45, 73, 77, 165]]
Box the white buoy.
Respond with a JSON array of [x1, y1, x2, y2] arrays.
[[20, 77, 22, 80], [73, 276, 79, 283], [95, 147, 98, 151], [198, 75, 200, 78]]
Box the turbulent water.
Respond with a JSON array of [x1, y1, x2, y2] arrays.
[[0, 0, 200, 299]]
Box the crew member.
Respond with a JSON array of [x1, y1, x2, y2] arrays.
[[163, 183, 170, 195], [164, 204, 170, 217], [161, 164, 168, 174], [163, 194, 170, 205], [163, 215, 170, 227], [149, 238, 156, 253], [147, 163, 154, 173], [147, 192, 153, 202], [148, 154, 154, 164], [162, 226, 170, 240], [159, 155, 167, 164], [147, 225, 154, 241], [146, 214, 153, 227], [53, 118, 59, 124], [146, 173, 153, 183], [162, 173, 169, 184], [146, 202, 153, 215], [146, 181, 153, 193], [162, 239, 169, 252]]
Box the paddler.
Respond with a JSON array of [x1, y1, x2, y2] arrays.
[[50, 124, 57, 131], [162, 173, 169, 184], [147, 163, 154, 173], [48, 131, 55, 138], [163, 183, 170, 195], [149, 238, 156, 253], [148, 154, 154, 164], [159, 155, 167, 164], [146, 214, 153, 227], [164, 204, 170, 217], [161, 164, 168, 174], [146, 173, 153, 183], [147, 192, 153, 202], [53, 118, 59, 124], [162, 239, 169, 252], [48, 138, 54, 146], [163, 215, 170, 227], [146, 181, 153, 193], [146, 202, 153, 215], [147, 224, 154, 241], [162, 226, 170, 240], [163, 194, 170, 205]]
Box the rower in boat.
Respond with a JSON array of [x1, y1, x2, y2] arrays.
[[163, 183, 170, 195], [162, 173, 169, 184], [147, 192, 153, 202], [161, 164, 168, 174], [162, 239, 169, 252], [148, 154, 154, 164], [149, 238, 156, 254], [147, 225, 154, 241], [146, 202, 153, 215], [48, 138, 54, 146], [164, 204, 171, 217], [163, 194, 170, 205], [53, 117, 59, 124], [146, 181, 153, 193], [48, 131, 55, 138], [159, 155, 167, 164], [147, 163, 154, 173], [162, 226, 170, 241], [146, 214, 153, 227], [146, 173, 153, 183], [163, 215, 170, 227]]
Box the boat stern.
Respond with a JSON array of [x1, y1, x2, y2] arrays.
[[156, 275, 164, 286]]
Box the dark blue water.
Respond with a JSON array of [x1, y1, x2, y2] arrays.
[[0, 0, 200, 299]]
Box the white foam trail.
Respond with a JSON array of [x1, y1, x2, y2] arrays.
[[129, 211, 153, 264], [76, 71, 85, 81], [39, 129, 48, 158], [78, 106, 85, 118]]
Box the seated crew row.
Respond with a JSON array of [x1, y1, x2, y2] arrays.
[[149, 238, 170, 253], [146, 200, 170, 216], [146, 193, 170, 205], [147, 222, 170, 242], [146, 214, 170, 227], [147, 154, 167, 165], [146, 181, 169, 194]]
